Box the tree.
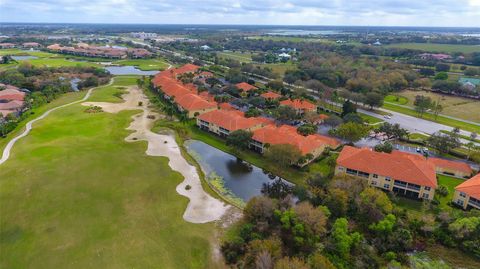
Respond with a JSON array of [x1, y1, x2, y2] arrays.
[[470, 132, 478, 141], [431, 100, 443, 120], [245, 108, 262, 118], [261, 179, 293, 199], [341, 99, 357, 117], [265, 144, 302, 167], [227, 130, 253, 151], [329, 218, 362, 259], [294, 202, 328, 235], [434, 72, 448, 80], [297, 124, 317, 136], [413, 95, 433, 118], [324, 115, 343, 128], [275, 105, 298, 122], [376, 122, 408, 140], [374, 142, 393, 153], [364, 92, 384, 109], [309, 253, 337, 269], [342, 113, 363, 124], [205, 77, 220, 87], [427, 131, 461, 154], [419, 68, 435, 77], [334, 122, 370, 143], [435, 63, 451, 72], [275, 257, 309, 269]]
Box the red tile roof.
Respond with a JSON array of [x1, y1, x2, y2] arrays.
[[456, 173, 480, 200], [176, 93, 217, 111], [280, 99, 316, 111], [261, 91, 282, 99], [0, 88, 25, 101], [218, 102, 235, 110], [253, 124, 340, 155], [198, 109, 269, 132], [174, 64, 200, 75], [235, 82, 257, 92], [337, 146, 437, 188], [428, 157, 473, 175], [0, 100, 24, 110]]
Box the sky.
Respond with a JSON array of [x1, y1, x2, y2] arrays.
[[1, 0, 480, 27]]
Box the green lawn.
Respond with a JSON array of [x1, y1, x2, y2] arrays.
[[386, 43, 480, 54], [116, 58, 170, 71], [382, 102, 480, 133], [0, 77, 218, 269], [359, 113, 384, 124], [217, 51, 253, 63], [256, 62, 297, 77], [437, 174, 465, 209], [247, 36, 335, 44], [384, 94, 408, 105]]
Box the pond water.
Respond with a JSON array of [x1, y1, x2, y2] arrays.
[[105, 66, 159, 76], [185, 140, 292, 201], [11, 55, 38, 61]]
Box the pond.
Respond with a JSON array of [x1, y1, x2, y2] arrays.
[[11, 55, 38, 61], [105, 66, 159, 76], [185, 140, 292, 202]]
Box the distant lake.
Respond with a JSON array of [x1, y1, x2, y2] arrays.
[[185, 140, 292, 201], [11, 55, 38, 60], [105, 66, 159, 76]]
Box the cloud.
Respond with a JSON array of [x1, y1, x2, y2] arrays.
[[1, 0, 479, 27]]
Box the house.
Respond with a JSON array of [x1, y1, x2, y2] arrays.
[[335, 146, 437, 200], [280, 99, 317, 114], [0, 86, 26, 118], [22, 42, 40, 48], [261, 91, 282, 100], [428, 157, 473, 178], [152, 64, 217, 118], [197, 109, 270, 137], [453, 173, 480, 210], [419, 53, 452, 61], [0, 43, 15, 49], [235, 82, 257, 94], [175, 93, 217, 118], [250, 124, 340, 164], [278, 52, 291, 59]]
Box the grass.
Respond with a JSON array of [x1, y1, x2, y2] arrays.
[[425, 244, 480, 269], [440, 130, 480, 143], [217, 51, 253, 63], [256, 62, 297, 77], [437, 174, 465, 209], [247, 36, 334, 44], [384, 94, 408, 105], [116, 58, 170, 71], [391, 90, 480, 123], [0, 77, 219, 269], [382, 102, 480, 133], [386, 43, 480, 54], [408, 133, 430, 141], [359, 113, 384, 124]]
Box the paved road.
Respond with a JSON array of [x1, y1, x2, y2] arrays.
[[0, 79, 113, 166]]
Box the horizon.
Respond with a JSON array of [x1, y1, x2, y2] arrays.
[[1, 0, 480, 27]]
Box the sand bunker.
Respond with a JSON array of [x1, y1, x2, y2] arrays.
[[82, 86, 230, 223]]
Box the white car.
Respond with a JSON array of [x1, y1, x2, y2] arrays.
[[384, 115, 392, 119]]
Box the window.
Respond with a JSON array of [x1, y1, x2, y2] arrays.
[[457, 200, 464, 206], [373, 174, 378, 178], [385, 177, 391, 182], [384, 184, 390, 189], [424, 186, 431, 191], [338, 167, 344, 171], [371, 181, 377, 186], [460, 192, 466, 198], [422, 193, 429, 199]]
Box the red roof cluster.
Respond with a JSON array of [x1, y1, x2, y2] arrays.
[[198, 109, 271, 132], [456, 173, 480, 200], [253, 124, 340, 155], [428, 157, 473, 175], [235, 82, 257, 92], [337, 146, 437, 187], [280, 99, 316, 111], [0, 85, 25, 117], [152, 65, 217, 112], [261, 91, 282, 99]]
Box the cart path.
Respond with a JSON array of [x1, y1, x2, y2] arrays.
[[0, 79, 113, 166]]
